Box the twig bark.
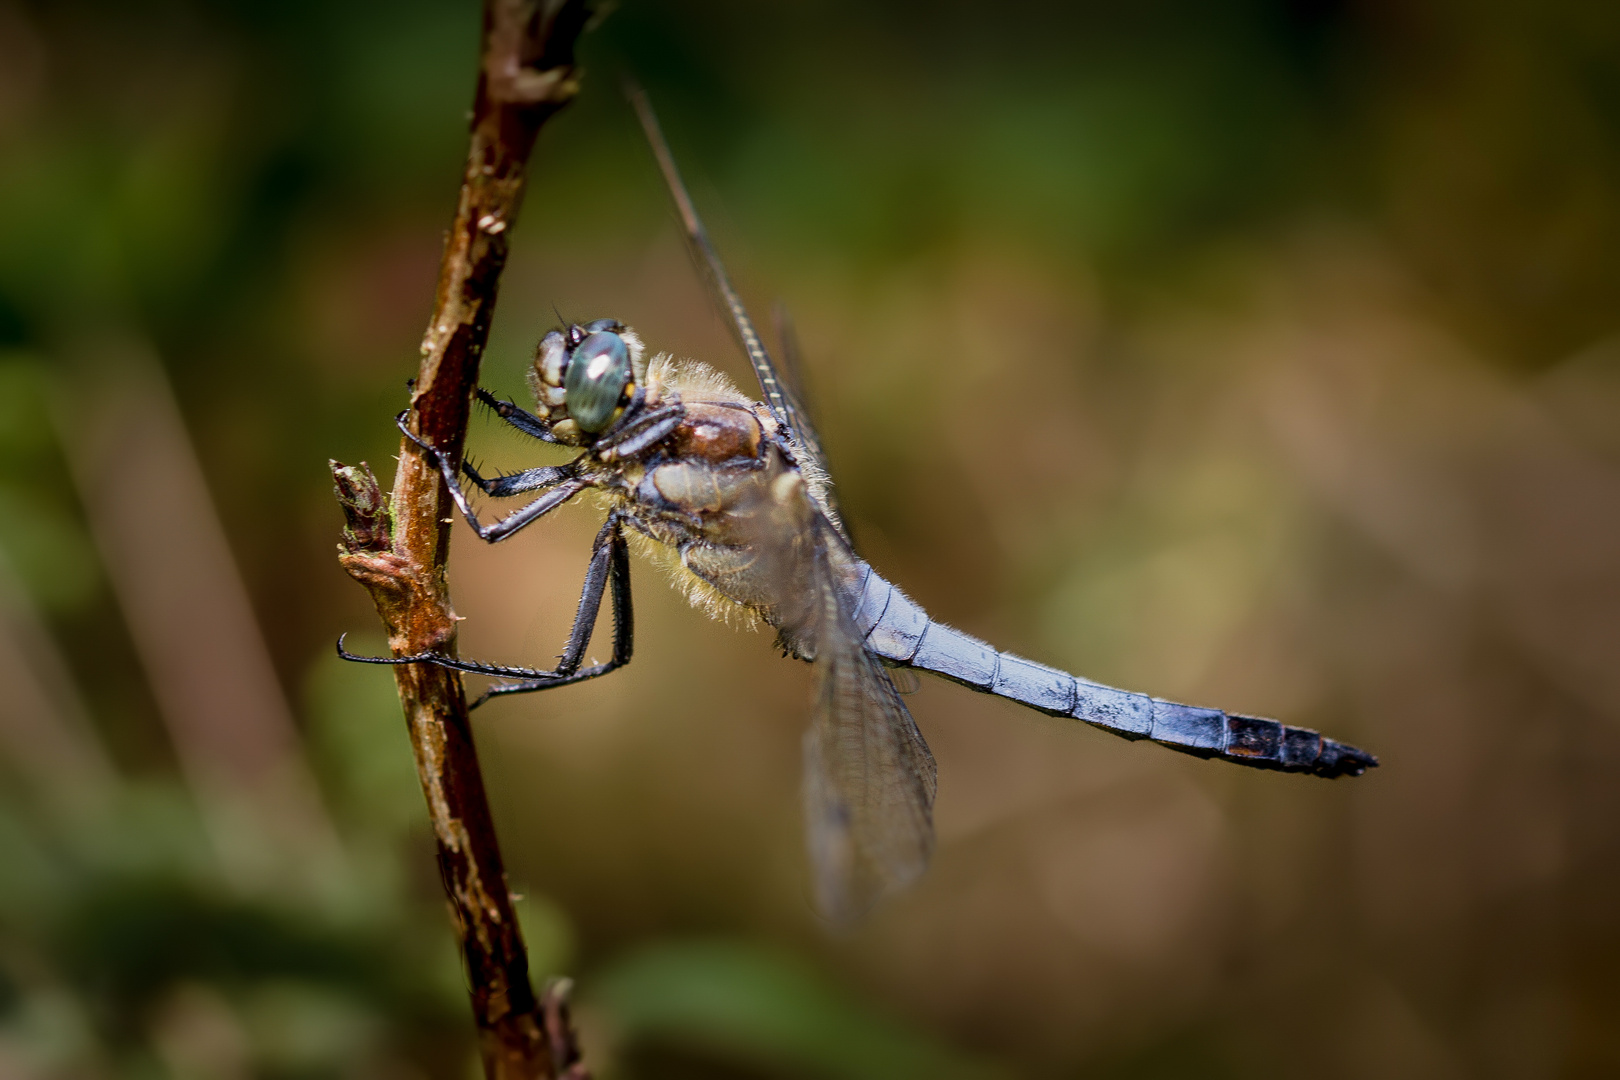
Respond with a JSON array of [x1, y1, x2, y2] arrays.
[[331, 2, 591, 1076]]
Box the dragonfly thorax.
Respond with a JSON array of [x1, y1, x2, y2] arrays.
[[528, 319, 647, 440]]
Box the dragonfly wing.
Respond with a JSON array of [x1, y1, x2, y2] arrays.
[[801, 520, 937, 923], [628, 86, 850, 538], [771, 300, 848, 537], [628, 86, 795, 432]]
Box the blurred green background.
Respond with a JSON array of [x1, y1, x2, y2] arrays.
[[2, 0, 1619, 1076]]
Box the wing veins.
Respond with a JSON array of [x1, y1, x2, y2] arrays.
[[628, 85, 795, 432], [801, 518, 936, 924]]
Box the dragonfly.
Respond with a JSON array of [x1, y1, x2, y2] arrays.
[[343, 89, 1378, 923]]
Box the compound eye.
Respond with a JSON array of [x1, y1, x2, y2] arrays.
[[564, 331, 631, 434], [583, 317, 624, 334]]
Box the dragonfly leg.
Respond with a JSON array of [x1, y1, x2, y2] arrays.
[[462, 459, 577, 498], [593, 403, 685, 461], [396, 410, 586, 542], [460, 479, 586, 543], [474, 514, 634, 705], [336, 514, 635, 707], [475, 387, 561, 443]]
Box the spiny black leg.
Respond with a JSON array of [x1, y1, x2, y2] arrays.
[[607, 520, 633, 667], [396, 408, 471, 508], [595, 403, 680, 453], [472, 520, 633, 705], [460, 479, 586, 542], [336, 515, 636, 703], [337, 518, 615, 680], [338, 635, 602, 682], [593, 403, 685, 462], [476, 387, 561, 443], [396, 410, 585, 542], [463, 460, 577, 498], [548, 514, 619, 674]]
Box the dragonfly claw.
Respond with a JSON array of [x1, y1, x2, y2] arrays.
[[394, 409, 443, 460], [335, 632, 447, 667]]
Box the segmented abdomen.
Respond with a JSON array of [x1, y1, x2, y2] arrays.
[[847, 563, 1377, 779]]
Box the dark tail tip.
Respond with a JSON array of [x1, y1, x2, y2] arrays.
[[1316, 739, 1380, 778]]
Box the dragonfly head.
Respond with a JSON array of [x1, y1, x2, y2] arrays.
[[529, 318, 645, 440]]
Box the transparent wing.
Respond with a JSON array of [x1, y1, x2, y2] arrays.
[[769, 301, 826, 472], [677, 459, 930, 922], [627, 85, 797, 435], [771, 300, 847, 535], [800, 519, 937, 924]]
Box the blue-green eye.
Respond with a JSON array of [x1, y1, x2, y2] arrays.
[[564, 330, 631, 434]]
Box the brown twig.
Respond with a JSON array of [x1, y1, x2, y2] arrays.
[[330, 2, 591, 1077]]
